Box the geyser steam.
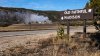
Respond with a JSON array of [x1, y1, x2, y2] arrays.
[[24, 13, 49, 24], [0, 10, 51, 25]]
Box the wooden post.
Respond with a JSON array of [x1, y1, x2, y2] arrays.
[[83, 19, 86, 38], [67, 20, 70, 40]]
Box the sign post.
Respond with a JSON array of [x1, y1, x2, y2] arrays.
[[83, 19, 86, 38], [67, 20, 70, 40]]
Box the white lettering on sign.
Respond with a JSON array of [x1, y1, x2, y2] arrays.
[[61, 16, 64, 20], [64, 15, 80, 19], [64, 11, 70, 14], [88, 9, 92, 12], [61, 9, 93, 20], [64, 9, 88, 14], [71, 11, 77, 14]]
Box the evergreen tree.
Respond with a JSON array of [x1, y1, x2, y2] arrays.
[[89, 0, 100, 30], [85, 2, 90, 9]]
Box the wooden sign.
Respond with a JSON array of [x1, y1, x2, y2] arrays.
[[61, 9, 93, 20], [60, 9, 94, 38]]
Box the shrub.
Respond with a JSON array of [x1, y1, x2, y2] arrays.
[[57, 24, 64, 39]]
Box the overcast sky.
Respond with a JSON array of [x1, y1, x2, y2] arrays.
[[0, 0, 89, 11]]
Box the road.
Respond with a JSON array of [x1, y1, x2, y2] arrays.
[[0, 26, 97, 37]]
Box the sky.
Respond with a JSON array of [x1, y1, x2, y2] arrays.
[[0, 0, 89, 11]]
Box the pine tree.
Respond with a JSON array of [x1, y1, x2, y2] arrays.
[[85, 2, 90, 9], [85, 0, 100, 30]]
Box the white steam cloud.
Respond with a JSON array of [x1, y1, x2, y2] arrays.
[[23, 13, 49, 24]]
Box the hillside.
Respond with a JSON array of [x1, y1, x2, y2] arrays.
[[0, 7, 61, 26]]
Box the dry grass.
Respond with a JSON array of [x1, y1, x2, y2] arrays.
[[0, 24, 58, 32], [0, 32, 100, 56]]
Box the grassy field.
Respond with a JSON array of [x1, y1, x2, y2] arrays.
[[0, 20, 97, 32], [0, 24, 58, 32], [0, 31, 100, 56]]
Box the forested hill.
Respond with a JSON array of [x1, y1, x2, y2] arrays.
[[0, 7, 61, 21], [0, 7, 61, 26]]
